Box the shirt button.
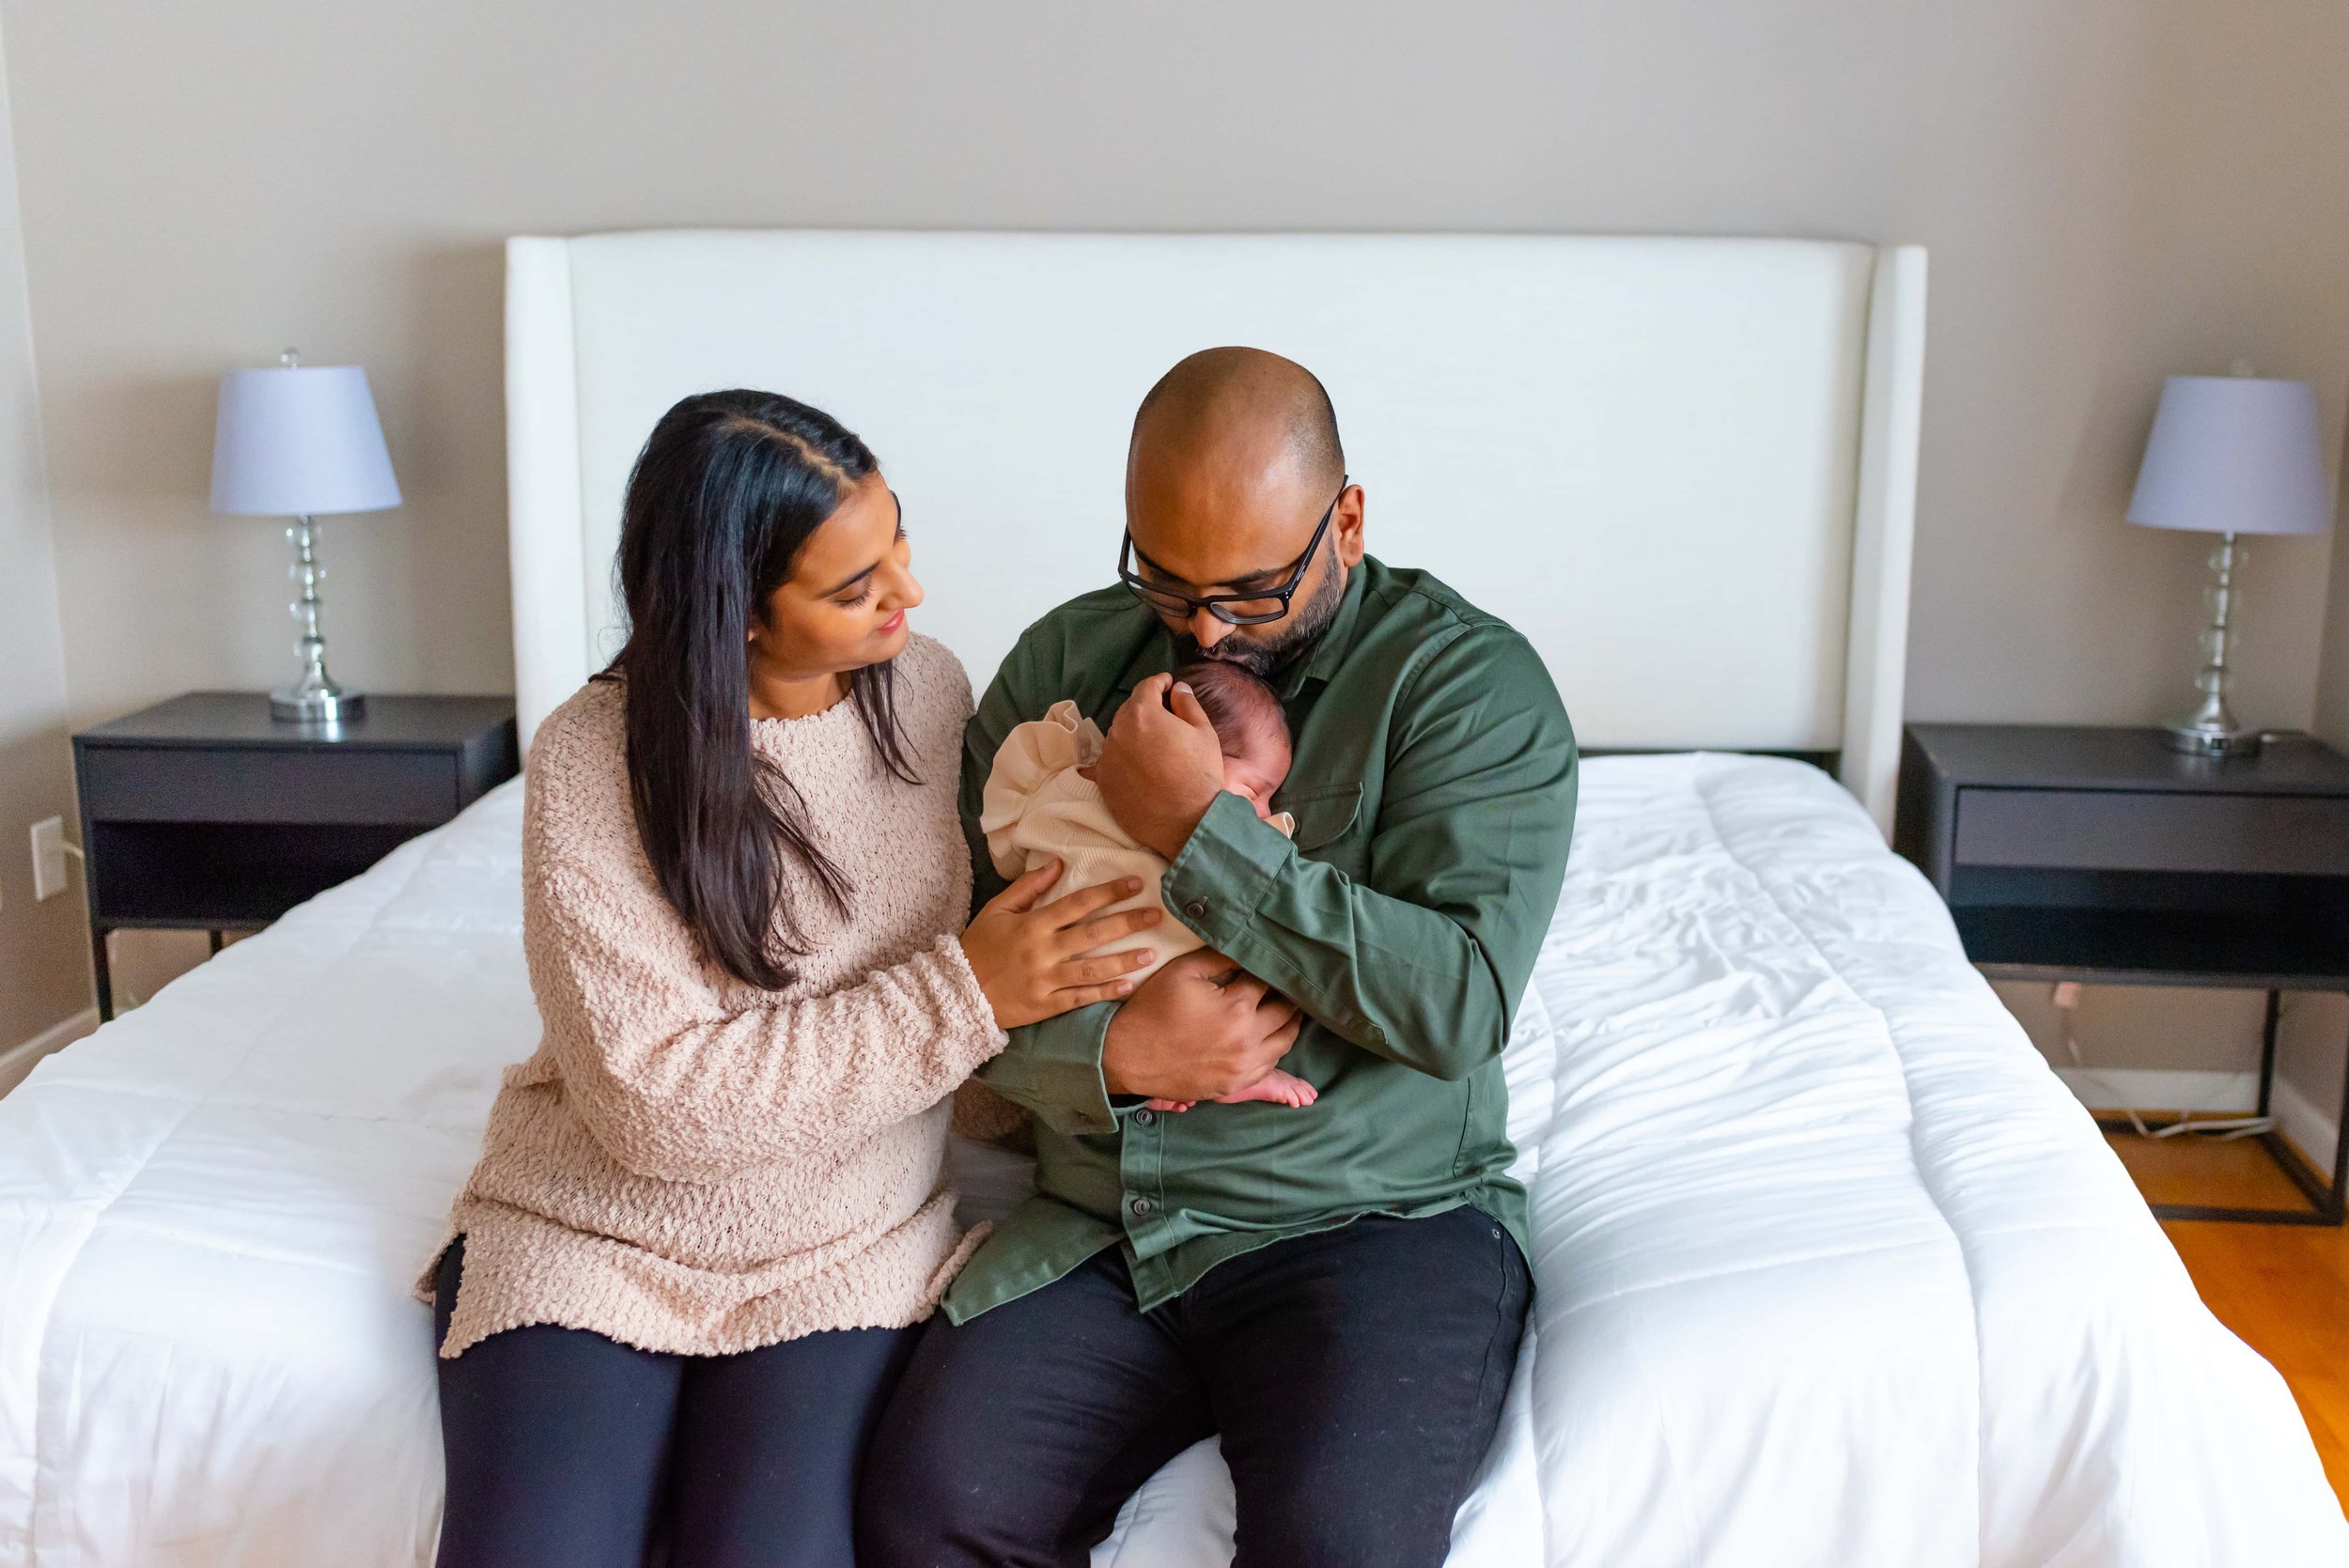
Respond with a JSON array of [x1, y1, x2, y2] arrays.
[[1133, 1108, 1157, 1127], [1129, 1195, 1155, 1219], [1182, 898, 1209, 920]]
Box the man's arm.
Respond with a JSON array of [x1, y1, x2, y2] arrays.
[[1145, 625, 1577, 1082], [962, 638, 1305, 1124]]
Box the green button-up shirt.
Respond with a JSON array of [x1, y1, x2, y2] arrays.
[[942, 556, 1577, 1322]]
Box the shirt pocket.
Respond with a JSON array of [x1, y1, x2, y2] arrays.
[[1279, 782, 1365, 868]]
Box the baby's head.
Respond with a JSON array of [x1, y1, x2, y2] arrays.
[[1173, 660, 1291, 818]]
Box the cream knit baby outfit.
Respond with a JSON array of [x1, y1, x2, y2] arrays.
[[980, 700, 1291, 978], [422, 633, 1006, 1358]]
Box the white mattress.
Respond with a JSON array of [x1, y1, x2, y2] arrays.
[[1, 753, 2340, 1565]]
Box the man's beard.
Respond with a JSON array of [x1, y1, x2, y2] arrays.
[[1171, 558, 1347, 680]]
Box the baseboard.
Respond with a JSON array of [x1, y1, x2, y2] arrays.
[[2274, 1075, 2343, 1175], [2059, 1064, 2341, 1171], [2057, 1067, 2261, 1115], [0, 1007, 99, 1098]]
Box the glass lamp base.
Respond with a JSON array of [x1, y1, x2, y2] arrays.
[[2164, 532, 2258, 759], [271, 686, 366, 724], [2161, 718, 2261, 758]]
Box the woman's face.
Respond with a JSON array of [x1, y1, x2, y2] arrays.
[[748, 472, 923, 684]]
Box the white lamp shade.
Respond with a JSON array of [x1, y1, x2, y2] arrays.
[[210, 364, 402, 516], [2127, 375, 2332, 536]]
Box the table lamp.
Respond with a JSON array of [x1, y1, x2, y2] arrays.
[[210, 350, 401, 723], [2127, 368, 2334, 757]]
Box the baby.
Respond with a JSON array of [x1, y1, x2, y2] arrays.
[[981, 660, 1315, 1112]]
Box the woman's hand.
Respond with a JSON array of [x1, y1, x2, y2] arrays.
[[959, 860, 1164, 1030]]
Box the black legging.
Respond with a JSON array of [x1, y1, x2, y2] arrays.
[[431, 1238, 916, 1568]]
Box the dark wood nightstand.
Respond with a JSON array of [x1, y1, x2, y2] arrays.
[[1895, 722, 2349, 1224], [72, 692, 518, 1020]]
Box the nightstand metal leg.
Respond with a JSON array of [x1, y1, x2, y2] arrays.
[[2241, 992, 2349, 1225], [2326, 1010, 2349, 1225], [90, 925, 114, 1024], [2108, 986, 2344, 1226], [2254, 990, 2279, 1120]]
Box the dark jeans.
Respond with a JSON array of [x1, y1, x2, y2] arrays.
[[858, 1207, 1532, 1568], [431, 1238, 916, 1568]]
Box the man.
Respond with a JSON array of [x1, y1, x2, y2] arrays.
[[861, 348, 1577, 1567]]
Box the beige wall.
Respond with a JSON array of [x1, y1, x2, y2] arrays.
[[0, 17, 87, 1055], [3, 2, 2346, 1109], [7, 1, 2345, 730]]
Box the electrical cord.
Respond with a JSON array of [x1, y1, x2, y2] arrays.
[[46, 839, 145, 1008], [2054, 982, 2273, 1141]]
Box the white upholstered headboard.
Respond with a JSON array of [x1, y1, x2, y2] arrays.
[[506, 230, 1924, 831]]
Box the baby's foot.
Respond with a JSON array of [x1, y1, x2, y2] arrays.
[[1211, 1069, 1317, 1108], [1140, 1096, 1196, 1113]]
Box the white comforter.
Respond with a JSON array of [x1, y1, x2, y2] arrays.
[[1, 754, 2340, 1566]]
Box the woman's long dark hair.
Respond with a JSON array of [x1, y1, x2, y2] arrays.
[[601, 389, 917, 990]]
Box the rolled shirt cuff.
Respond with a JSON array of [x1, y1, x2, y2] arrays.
[[983, 1001, 1119, 1138], [1161, 789, 1290, 950]]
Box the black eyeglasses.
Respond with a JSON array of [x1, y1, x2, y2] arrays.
[[1118, 478, 1347, 627]]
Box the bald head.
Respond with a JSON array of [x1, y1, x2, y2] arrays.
[[1129, 347, 1345, 498], [1121, 347, 1362, 675]]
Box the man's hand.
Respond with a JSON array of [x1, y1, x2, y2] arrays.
[[1093, 672, 1227, 860], [1102, 949, 1303, 1102]]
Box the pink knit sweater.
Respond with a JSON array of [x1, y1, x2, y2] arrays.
[[424, 633, 1006, 1358]]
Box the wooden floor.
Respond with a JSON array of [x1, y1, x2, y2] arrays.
[[2107, 1131, 2349, 1506]]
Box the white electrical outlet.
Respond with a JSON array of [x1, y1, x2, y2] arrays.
[[31, 816, 70, 901]]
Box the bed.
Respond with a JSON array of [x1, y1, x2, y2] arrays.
[[4, 230, 2343, 1565]]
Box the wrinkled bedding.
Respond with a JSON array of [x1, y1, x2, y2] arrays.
[[2, 754, 2340, 1565]]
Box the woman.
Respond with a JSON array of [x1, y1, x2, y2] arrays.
[[422, 390, 1159, 1568]]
